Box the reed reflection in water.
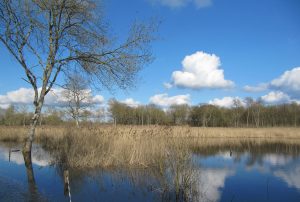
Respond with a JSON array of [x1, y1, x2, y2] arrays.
[[0, 139, 300, 201]]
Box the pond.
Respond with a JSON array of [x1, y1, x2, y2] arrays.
[[0, 141, 300, 202]]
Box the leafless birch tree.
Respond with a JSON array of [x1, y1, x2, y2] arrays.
[[0, 0, 157, 158], [63, 71, 92, 127]]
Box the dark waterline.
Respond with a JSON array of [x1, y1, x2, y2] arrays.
[[0, 141, 300, 202]]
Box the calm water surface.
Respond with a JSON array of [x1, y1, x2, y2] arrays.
[[0, 141, 300, 202]]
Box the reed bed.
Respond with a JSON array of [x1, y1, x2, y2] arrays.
[[1, 125, 300, 168]]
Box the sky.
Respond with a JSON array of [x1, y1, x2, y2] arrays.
[[0, 0, 300, 109]]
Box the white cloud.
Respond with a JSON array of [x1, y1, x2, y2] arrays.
[[149, 93, 190, 107], [261, 91, 290, 104], [209, 96, 245, 108], [46, 88, 68, 105], [0, 87, 104, 109], [0, 88, 34, 107], [209, 94, 299, 108], [244, 67, 300, 99], [43, 88, 104, 106], [270, 67, 300, 97], [120, 98, 140, 108], [163, 82, 173, 89], [149, 0, 212, 8], [243, 83, 268, 92], [92, 95, 105, 103], [171, 51, 234, 89]]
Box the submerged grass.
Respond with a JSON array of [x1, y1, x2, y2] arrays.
[[1, 125, 300, 168]]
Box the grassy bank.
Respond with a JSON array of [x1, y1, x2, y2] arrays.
[[1, 126, 300, 168]]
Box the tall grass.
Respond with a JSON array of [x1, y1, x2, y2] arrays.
[[1, 126, 300, 168]]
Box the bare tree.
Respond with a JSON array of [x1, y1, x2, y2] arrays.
[[93, 107, 106, 123], [169, 104, 189, 125], [200, 104, 213, 127], [0, 0, 157, 157], [252, 99, 263, 128], [17, 104, 29, 127], [244, 97, 253, 127], [63, 71, 92, 127], [232, 98, 243, 127]]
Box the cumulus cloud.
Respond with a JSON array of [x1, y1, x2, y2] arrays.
[[149, 93, 190, 107], [243, 83, 268, 92], [120, 98, 140, 108], [163, 82, 173, 89], [171, 51, 234, 89], [208, 93, 299, 108], [260, 91, 300, 105], [0, 87, 104, 109], [244, 67, 300, 99], [0, 88, 34, 108], [261, 91, 290, 104], [92, 95, 105, 103], [149, 0, 212, 8], [270, 67, 300, 97], [208, 96, 245, 108]]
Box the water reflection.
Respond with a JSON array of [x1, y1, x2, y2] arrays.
[[1, 140, 300, 201], [274, 165, 300, 189], [0, 143, 52, 167], [0, 143, 49, 201], [196, 168, 234, 202], [23, 149, 39, 201]]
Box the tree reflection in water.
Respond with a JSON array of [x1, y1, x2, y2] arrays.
[[22, 150, 45, 201]]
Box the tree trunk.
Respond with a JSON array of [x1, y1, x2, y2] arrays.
[[23, 115, 26, 127], [39, 115, 43, 126], [22, 102, 43, 156], [75, 118, 79, 128], [246, 110, 249, 127]]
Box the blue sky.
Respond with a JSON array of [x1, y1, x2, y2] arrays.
[[1, 0, 300, 108]]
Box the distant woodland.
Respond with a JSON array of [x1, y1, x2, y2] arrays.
[[1, 98, 299, 128]]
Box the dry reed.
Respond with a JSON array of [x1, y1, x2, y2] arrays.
[[1, 125, 300, 168]]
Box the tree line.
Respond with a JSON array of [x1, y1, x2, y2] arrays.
[[0, 104, 105, 126], [1, 98, 299, 127], [0, 105, 63, 126], [109, 98, 300, 127]]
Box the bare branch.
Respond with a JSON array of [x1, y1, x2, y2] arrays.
[[0, 0, 157, 146]]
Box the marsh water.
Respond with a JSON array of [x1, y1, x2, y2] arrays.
[[1, 141, 300, 202]]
